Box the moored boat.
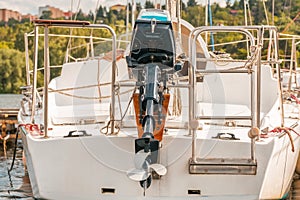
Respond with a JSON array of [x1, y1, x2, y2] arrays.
[[18, 7, 300, 200]]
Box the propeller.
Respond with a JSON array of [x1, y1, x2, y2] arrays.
[[149, 163, 167, 176], [127, 150, 167, 182]]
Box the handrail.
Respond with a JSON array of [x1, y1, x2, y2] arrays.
[[189, 26, 256, 59], [24, 33, 30, 86], [30, 26, 39, 124], [44, 25, 50, 138], [32, 21, 117, 137], [274, 30, 285, 127], [188, 26, 265, 163]]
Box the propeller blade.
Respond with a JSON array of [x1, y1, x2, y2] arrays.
[[150, 163, 167, 176], [127, 168, 150, 181], [134, 150, 150, 169]]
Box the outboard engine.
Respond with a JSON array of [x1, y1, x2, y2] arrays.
[[126, 9, 175, 69], [126, 9, 179, 194]]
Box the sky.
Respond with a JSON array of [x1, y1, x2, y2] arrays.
[[0, 0, 227, 15]]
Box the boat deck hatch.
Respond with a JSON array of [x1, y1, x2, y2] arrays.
[[189, 158, 257, 175]]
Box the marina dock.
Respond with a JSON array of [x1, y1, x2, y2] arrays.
[[0, 94, 22, 138]]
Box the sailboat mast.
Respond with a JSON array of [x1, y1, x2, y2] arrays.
[[166, 0, 177, 19], [165, 0, 182, 49], [132, 0, 135, 30], [272, 0, 274, 25], [208, 0, 215, 51], [205, 2, 208, 43], [262, 0, 269, 25], [244, 0, 248, 26], [126, 0, 129, 40], [244, 0, 250, 56], [177, 0, 182, 46]]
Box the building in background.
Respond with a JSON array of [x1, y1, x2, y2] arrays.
[[0, 9, 22, 22], [38, 5, 67, 19], [64, 11, 73, 19], [22, 14, 38, 22], [110, 4, 126, 12]]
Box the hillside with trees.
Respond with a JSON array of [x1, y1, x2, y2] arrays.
[[0, 0, 299, 93]]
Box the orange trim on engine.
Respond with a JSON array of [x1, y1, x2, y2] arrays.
[[133, 93, 170, 141]]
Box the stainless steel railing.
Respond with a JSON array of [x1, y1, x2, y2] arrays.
[[29, 20, 117, 137], [188, 25, 283, 163]]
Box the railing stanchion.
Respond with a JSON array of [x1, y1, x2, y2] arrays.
[[43, 25, 50, 138], [31, 26, 39, 123]]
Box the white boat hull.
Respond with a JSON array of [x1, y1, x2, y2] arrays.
[[20, 125, 300, 199]]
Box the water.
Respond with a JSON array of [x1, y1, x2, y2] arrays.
[[0, 139, 33, 199], [291, 175, 300, 199], [0, 94, 22, 109]]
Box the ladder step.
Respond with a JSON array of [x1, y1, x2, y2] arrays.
[[196, 116, 252, 120], [189, 158, 257, 175]]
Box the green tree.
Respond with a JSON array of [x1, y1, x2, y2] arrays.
[[226, 0, 232, 8], [7, 18, 20, 26], [145, 1, 155, 8], [230, 0, 241, 10], [74, 9, 87, 21], [182, 5, 205, 27], [97, 5, 105, 18], [40, 10, 52, 19], [181, 0, 187, 11], [88, 11, 95, 22], [187, 0, 197, 7], [14, 22, 34, 52], [0, 49, 26, 93], [136, 3, 142, 13]]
